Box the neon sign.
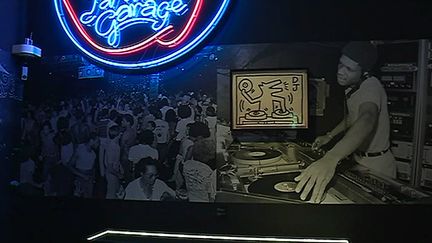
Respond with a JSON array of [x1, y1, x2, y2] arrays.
[[54, 0, 231, 70]]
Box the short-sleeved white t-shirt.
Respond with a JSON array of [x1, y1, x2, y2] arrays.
[[346, 76, 396, 178], [175, 118, 194, 141], [128, 144, 159, 164], [183, 160, 215, 202], [124, 178, 175, 201], [346, 76, 390, 153]]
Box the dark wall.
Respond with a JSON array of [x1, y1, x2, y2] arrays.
[[0, 0, 27, 50], [4, 1, 432, 243], [0, 0, 26, 157], [0, 0, 27, 159], [0, 0, 26, 241]]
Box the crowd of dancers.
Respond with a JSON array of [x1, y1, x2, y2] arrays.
[[17, 89, 218, 202]]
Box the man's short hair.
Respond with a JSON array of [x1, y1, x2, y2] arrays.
[[123, 114, 134, 126], [147, 121, 156, 129], [135, 157, 157, 175], [159, 98, 169, 107], [108, 123, 120, 134], [192, 139, 216, 167], [138, 130, 154, 145], [206, 106, 216, 117], [165, 109, 177, 122], [342, 41, 378, 72], [178, 105, 192, 119], [188, 121, 210, 138], [153, 110, 163, 119]]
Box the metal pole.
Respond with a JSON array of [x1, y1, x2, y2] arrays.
[[411, 39, 429, 187]]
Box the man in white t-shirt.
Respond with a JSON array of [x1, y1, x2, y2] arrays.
[[204, 106, 217, 141], [128, 130, 159, 165], [153, 110, 170, 163], [175, 105, 194, 141], [159, 98, 174, 121], [99, 122, 122, 199], [124, 158, 175, 201], [183, 139, 216, 202], [295, 41, 397, 203]]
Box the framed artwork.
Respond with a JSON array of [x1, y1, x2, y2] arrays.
[[231, 69, 308, 129]]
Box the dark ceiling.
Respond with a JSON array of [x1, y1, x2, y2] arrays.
[[23, 0, 432, 57]]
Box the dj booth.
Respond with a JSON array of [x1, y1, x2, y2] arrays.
[[216, 142, 431, 204]]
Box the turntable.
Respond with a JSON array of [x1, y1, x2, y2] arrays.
[[232, 148, 282, 166], [227, 142, 317, 178], [218, 142, 354, 204], [218, 142, 432, 204]]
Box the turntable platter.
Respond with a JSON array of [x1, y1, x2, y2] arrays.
[[245, 110, 267, 120], [272, 109, 292, 119], [232, 148, 282, 165], [248, 172, 312, 202]]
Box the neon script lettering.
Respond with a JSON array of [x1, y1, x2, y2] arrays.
[[79, 0, 189, 47], [55, 0, 231, 69]]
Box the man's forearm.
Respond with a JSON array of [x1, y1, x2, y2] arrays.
[[328, 117, 349, 138], [326, 112, 376, 162]]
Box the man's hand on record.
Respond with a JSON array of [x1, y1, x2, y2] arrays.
[[294, 156, 339, 203]]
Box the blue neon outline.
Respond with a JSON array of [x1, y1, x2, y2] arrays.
[[54, 0, 231, 70]]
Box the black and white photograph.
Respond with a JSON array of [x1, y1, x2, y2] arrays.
[[215, 41, 432, 205], [13, 50, 219, 203]]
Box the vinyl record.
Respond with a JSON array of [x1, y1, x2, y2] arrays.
[[245, 110, 267, 120], [272, 109, 292, 119], [248, 172, 312, 202], [232, 148, 282, 165]]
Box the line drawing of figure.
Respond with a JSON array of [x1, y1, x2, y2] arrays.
[[238, 79, 292, 120]]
